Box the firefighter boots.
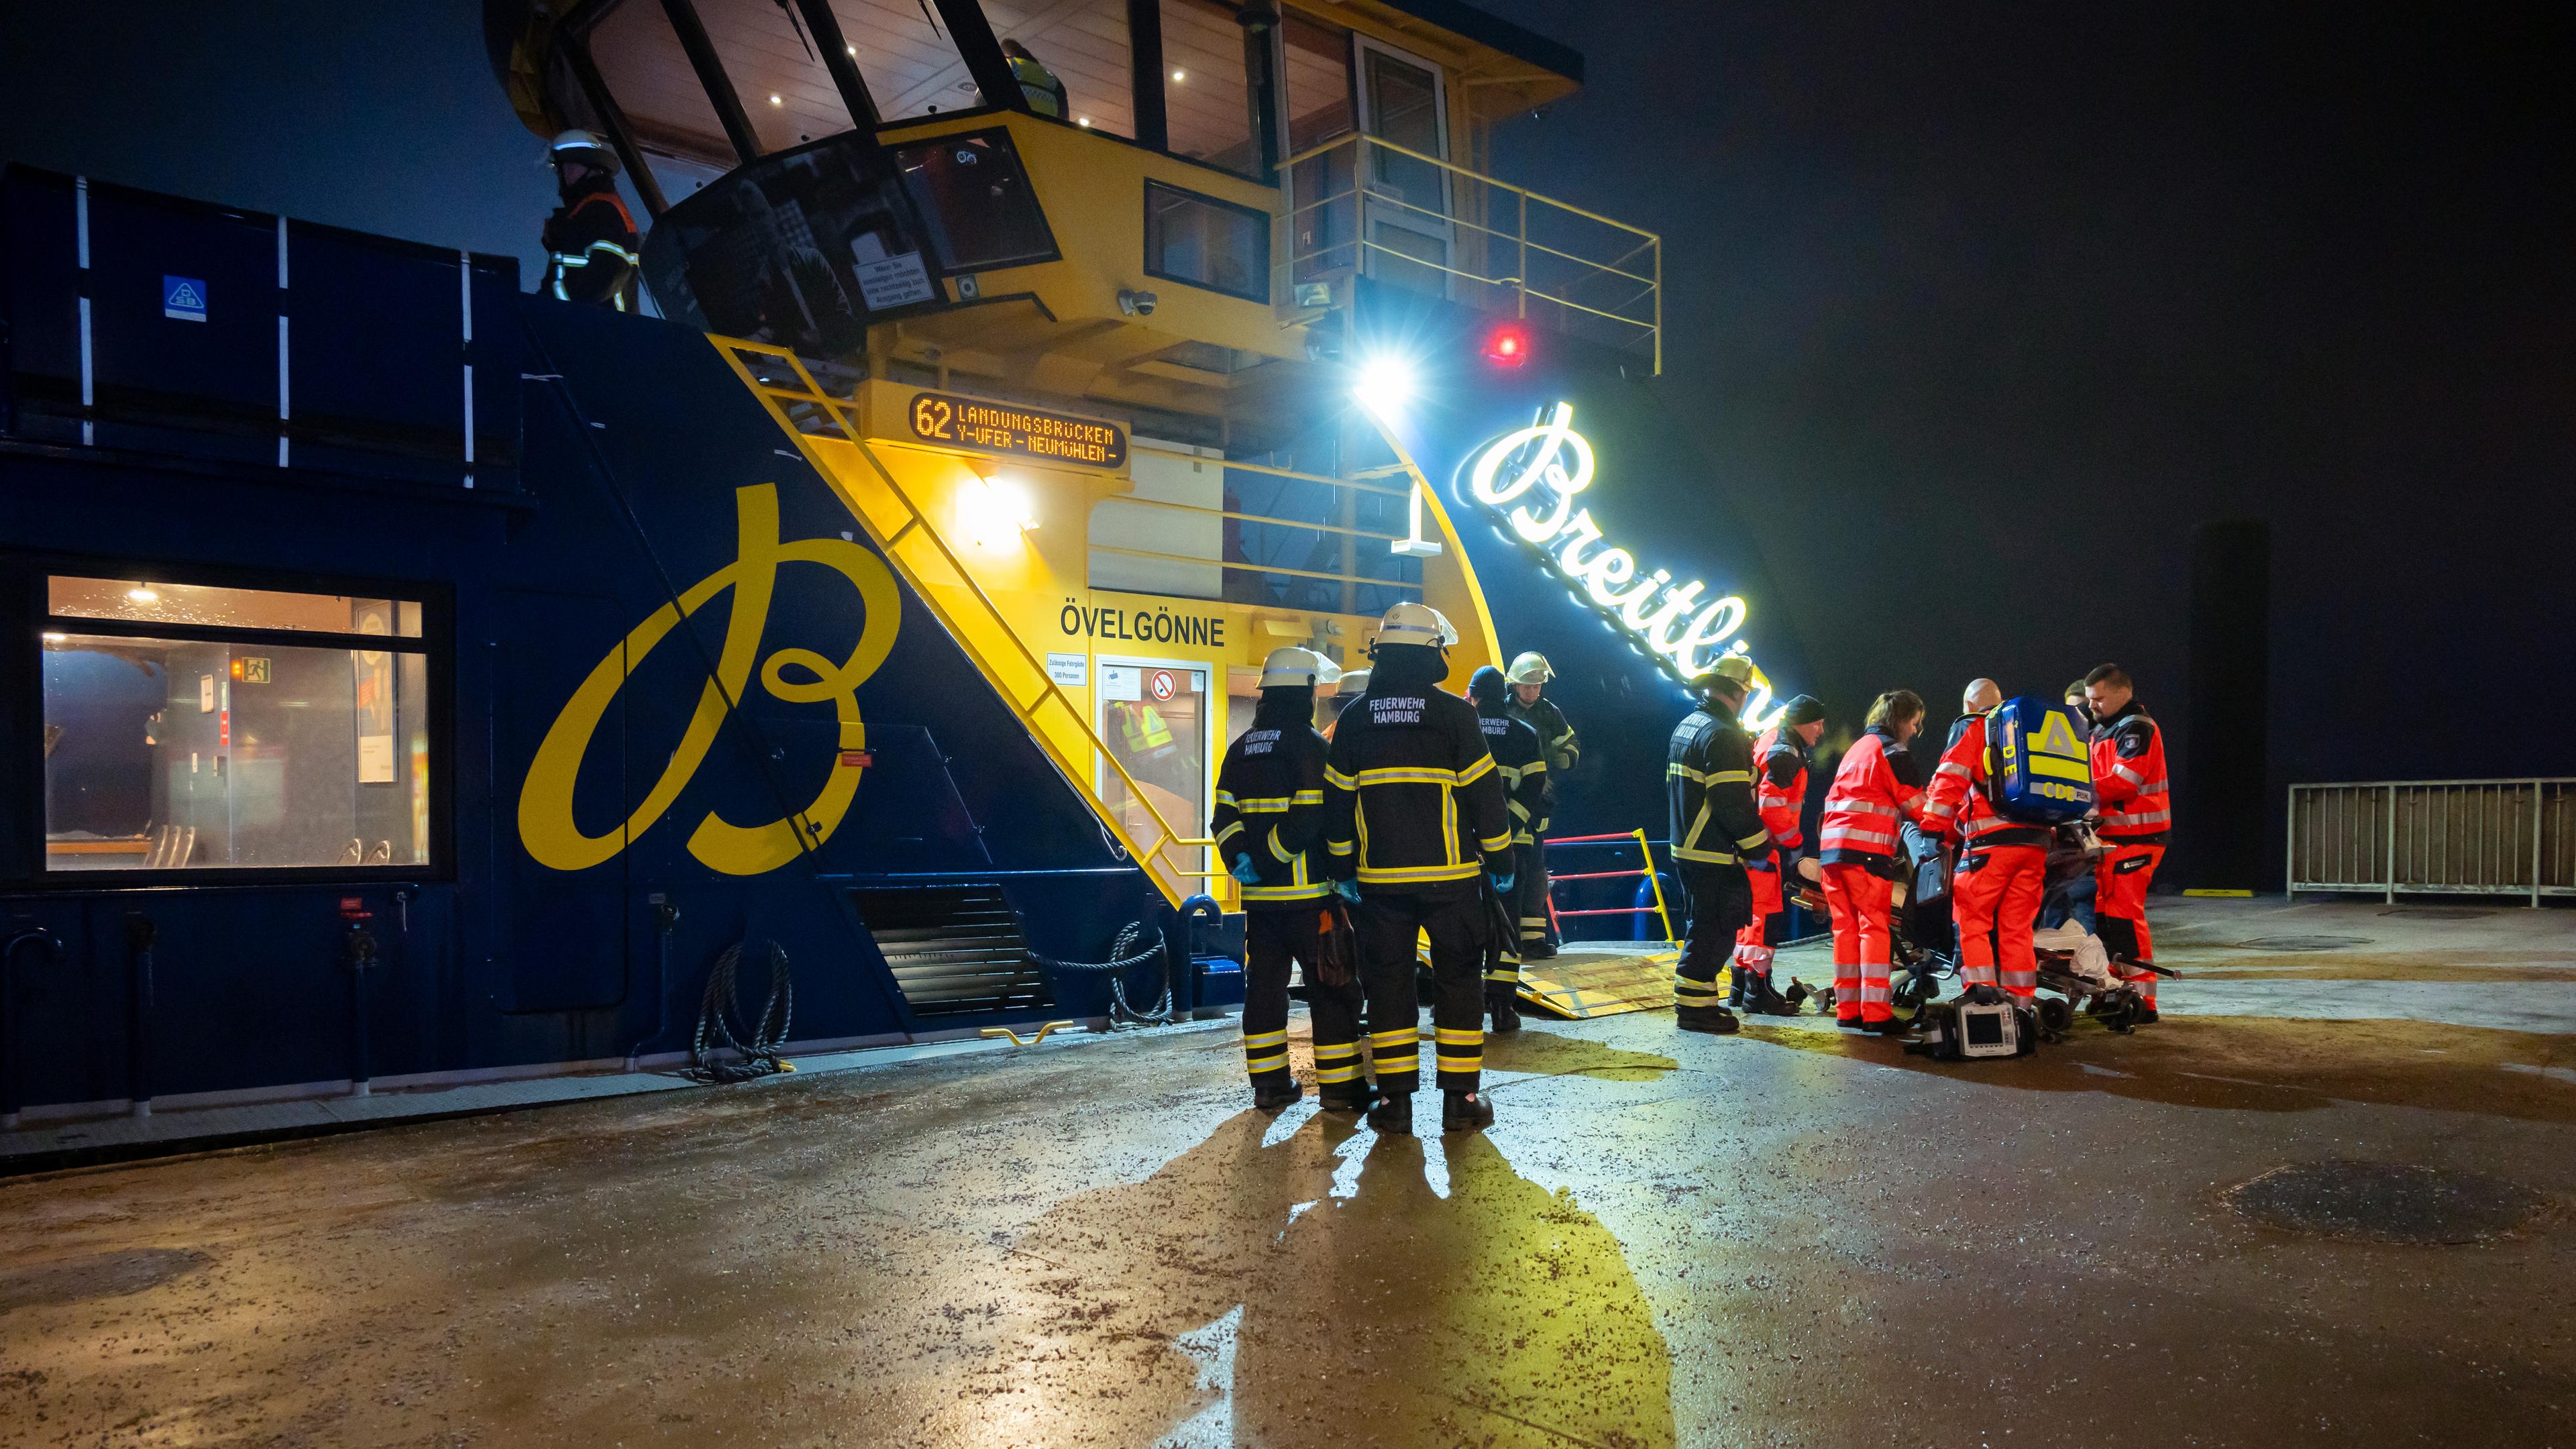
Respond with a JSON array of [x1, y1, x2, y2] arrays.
[[1442, 1089, 1495, 1133]]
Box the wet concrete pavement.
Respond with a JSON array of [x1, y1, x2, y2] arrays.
[[4, 900, 2573, 1447]]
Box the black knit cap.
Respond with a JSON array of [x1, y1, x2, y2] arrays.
[[1781, 694, 1826, 726], [1468, 665, 1509, 708]]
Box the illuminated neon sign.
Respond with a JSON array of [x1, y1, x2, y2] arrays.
[[1464, 402, 1788, 727]]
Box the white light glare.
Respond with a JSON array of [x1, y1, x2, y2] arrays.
[[1352, 355, 1416, 413], [126, 584, 158, 604], [960, 471, 1040, 547]]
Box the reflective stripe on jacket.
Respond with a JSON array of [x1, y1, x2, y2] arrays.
[[1211, 719, 1332, 907], [1479, 708, 1551, 846], [1324, 687, 1513, 891], [1667, 698, 1767, 867], [1820, 727, 1932, 863], [2090, 703, 2172, 842], [1752, 724, 1810, 858]]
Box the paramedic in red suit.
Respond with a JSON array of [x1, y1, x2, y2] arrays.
[[1818, 690, 1939, 1032], [1921, 691, 2049, 1000], [2084, 663, 2172, 1022], [1733, 694, 1826, 1012]]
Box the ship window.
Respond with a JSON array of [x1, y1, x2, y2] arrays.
[[694, 0, 863, 153], [1144, 181, 1269, 302], [588, 0, 742, 170], [992, 0, 1136, 137], [1161, 0, 1259, 177], [40, 578, 437, 875], [892, 129, 1060, 272], [833, 0, 989, 123], [1283, 12, 1354, 154]]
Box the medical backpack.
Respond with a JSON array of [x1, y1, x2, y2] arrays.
[[1983, 696, 2096, 824]]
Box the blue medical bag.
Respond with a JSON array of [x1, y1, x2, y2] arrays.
[[1984, 697, 2095, 824]]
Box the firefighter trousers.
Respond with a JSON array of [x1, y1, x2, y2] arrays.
[[1951, 844, 2045, 998], [1525, 833, 1559, 951], [1822, 861, 1895, 1023], [1676, 863, 1752, 1014], [1486, 843, 1545, 989], [2095, 842, 2166, 1006], [1356, 890, 1487, 1095], [1244, 906, 1364, 1103]]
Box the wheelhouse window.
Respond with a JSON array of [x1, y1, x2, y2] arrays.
[[1144, 180, 1269, 301], [41, 577, 435, 873]]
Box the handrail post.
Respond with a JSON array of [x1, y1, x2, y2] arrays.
[[2534, 780, 2546, 908], [2385, 784, 2399, 904], [2284, 784, 2296, 904], [1635, 829, 1676, 946]]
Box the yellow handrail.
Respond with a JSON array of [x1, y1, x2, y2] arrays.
[[713, 337, 1218, 906], [1279, 132, 1659, 241], [1087, 543, 1424, 592]]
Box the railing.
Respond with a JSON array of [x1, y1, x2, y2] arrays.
[[712, 337, 1216, 908], [2288, 778, 2576, 906], [1277, 133, 1662, 374], [1092, 442, 1424, 612], [1542, 830, 1677, 943]]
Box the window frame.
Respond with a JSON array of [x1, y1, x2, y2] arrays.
[[15, 552, 454, 889], [1140, 178, 1273, 303]]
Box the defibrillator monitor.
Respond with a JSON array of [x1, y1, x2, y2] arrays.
[[1957, 1000, 2021, 1059]]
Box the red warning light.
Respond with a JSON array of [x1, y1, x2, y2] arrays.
[[1483, 323, 1531, 368]]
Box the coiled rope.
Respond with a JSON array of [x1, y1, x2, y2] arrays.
[[684, 940, 795, 1083], [1028, 922, 1173, 1026]]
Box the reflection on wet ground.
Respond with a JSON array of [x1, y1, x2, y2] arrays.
[[4, 900, 2575, 1446]]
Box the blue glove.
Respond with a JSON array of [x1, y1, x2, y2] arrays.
[[1228, 853, 1261, 885], [1332, 879, 1362, 904], [1489, 870, 1516, 894]]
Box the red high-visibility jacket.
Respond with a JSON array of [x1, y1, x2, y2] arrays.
[[1820, 727, 1933, 863], [2091, 702, 2171, 843], [1921, 714, 2053, 851], [1753, 725, 1810, 855]]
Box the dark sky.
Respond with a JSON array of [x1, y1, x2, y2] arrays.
[[5, 1, 2569, 770]]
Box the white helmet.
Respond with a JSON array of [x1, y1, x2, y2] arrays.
[[1373, 601, 1458, 651], [1258, 646, 1340, 689], [1336, 665, 1371, 696], [549, 129, 622, 176], [1506, 651, 1553, 686]]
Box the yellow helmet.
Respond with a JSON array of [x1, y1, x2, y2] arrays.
[[1505, 651, 1553, 685], [1690, 653, 1758, 694]]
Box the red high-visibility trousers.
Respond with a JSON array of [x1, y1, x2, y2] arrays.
[[1735, 863, 1785, 971], [1821, 861, 1894, 1023], [2095, 843, 2166, 1006], [1951, 844, 2045, 999]]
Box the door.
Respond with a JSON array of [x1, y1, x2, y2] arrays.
[[1352, 36, 1454, 297], [1096, 657, 1212, 901]]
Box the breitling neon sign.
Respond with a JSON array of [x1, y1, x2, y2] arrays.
[[1465, 401, 1787, 726]]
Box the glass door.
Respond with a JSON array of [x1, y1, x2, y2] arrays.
[[1352, 36, 1454, 298], [1097, 657, 1212, 899]]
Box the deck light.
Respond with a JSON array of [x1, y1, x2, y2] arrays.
[[1353, 354, 1416, 414], [1483, 323, 1530, 367]]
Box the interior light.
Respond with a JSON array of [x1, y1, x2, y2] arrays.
[[126, 583, 158, 604], [769, 94, 784, 107], [1172, 69, 1186, 82], [846, 44, 858, 56], [1078, 117, 1092, 127], [42, 632, 67, 643]]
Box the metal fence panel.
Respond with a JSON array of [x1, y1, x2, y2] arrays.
[[2288, 779, 2576, 904]]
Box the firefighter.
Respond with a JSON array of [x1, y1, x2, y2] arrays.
[[2084, 663, 2172, 1021], [1819, 690, 1939, 1032], [1665, 655, 1772, 1035], [1468, 665, 1550, 1034], [1324, 604, 1513, 1135], [541, 131, 640, 312], [1211, 647, 1365, 1112], [999, 39, 1069, 118], [1733, 693, 1825, 1013], [1921, 684, 2049, 1001], [1504, 652, 1578, 959]]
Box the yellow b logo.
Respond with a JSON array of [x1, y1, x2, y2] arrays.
[[517, 484, 900, 876]]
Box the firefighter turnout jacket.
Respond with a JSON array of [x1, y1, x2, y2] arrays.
[[1753, 725, 1812, 858], [1921, 712, 2053, 851], [1477, 704, 1551, 846], [1212, 719, 1332, 908], [1667, 697, 1769, 867], [1821, 726, 1934, 865], [2091, 702, 2173, 843], [1326, 686, 1513, 892], [543, 183, 641, 311], [1508, 694, 1582, 775]]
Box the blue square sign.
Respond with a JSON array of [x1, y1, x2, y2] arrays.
[[162, 275, 208, 322]]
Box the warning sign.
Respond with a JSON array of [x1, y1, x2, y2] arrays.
[[163, 275, 207, 323]]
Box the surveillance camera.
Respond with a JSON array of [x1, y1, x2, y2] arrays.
[[1118, 287, 1158, 317]]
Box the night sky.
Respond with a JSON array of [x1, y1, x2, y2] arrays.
[[5, 1, 2570, 801]]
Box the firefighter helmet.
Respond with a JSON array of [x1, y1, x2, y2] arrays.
[[1505, 651, 1553, 686], [1258, 646, 1339, 689], [1373, 602, 1458, 651], [1690, 653, 1758, 695], [548, 129, 621, 176]]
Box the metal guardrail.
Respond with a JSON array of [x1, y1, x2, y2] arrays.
[[1276, 133, 1662, 373], [2288, 778, 2576, 906]]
